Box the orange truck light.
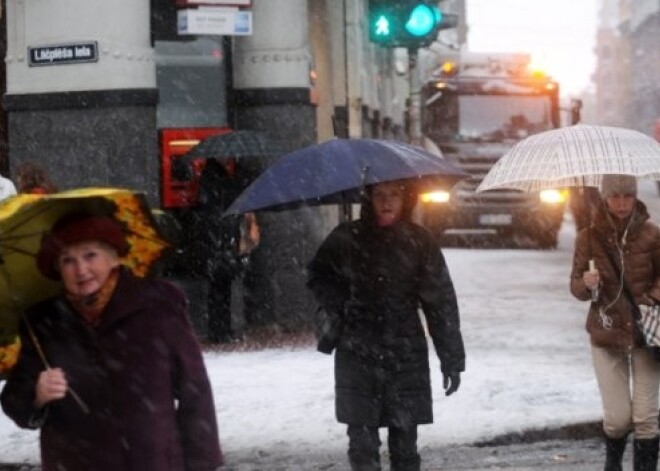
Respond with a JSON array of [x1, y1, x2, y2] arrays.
[[420, 191, 451, 203], [539, 189, 567, 204]]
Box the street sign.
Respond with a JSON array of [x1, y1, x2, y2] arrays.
[[28, 42, 98, 67], [177, 8, 252, 35], [176, 0, 251, 5]]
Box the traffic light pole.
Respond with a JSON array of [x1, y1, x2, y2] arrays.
[[367, 0, 458, 145], [407, 48, 422, 146]]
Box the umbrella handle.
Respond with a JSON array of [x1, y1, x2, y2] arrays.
[[23, 316, 90, 415], [588, 259, 599, 302], [360, 166, 370, 192], [64, 386, 90, 415]]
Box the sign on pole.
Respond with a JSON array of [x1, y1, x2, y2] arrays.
[[178, 8, 252, 36]]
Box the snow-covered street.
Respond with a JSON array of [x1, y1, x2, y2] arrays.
[[213, 216, 601, 466], [2, 181, 660, 468], [0, 215, 599, 466]]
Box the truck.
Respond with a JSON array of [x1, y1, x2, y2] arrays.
[[418, 51, 568, 248]]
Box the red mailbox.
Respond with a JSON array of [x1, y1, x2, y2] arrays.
[[160, 127, 231, 208]]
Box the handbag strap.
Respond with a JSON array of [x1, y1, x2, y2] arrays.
[[592, 233, 642, 319]]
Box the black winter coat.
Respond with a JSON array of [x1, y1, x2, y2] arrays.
[[1, 268, 223, 471], [181, 159, 245, 280], [307, 218, 465, 428]]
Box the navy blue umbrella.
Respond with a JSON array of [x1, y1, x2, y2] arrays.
[[224, 138, 468, 215]]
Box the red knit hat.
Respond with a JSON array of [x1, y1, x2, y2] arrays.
[[37, 213, 129, 280]]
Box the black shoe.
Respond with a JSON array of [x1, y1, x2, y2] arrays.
[[605, 435, 627, 471], [634, 436, 659, 471]]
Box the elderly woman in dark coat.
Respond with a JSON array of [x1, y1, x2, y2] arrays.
[[307, 180, 465, 471], [1, 212, 223, 471]]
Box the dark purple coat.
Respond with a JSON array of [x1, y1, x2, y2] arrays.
[[1, 268, 223, 471]]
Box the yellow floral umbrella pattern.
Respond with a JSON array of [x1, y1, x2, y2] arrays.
[[0, 188, 170, 376]]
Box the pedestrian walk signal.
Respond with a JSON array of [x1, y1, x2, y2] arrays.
[[368, 0, 458, 49], [373, 13, 391, 38]]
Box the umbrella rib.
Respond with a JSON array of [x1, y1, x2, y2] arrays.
[[0, 231, 47, 243], [0, 242, 37, 258], [1, 201, 58, 236], [123, 229, 170, 247]]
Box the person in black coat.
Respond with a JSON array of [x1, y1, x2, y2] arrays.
[[307, 180, 465, 471], [188, 158, 257, 343]]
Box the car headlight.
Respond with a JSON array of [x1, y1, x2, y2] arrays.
[[420, 191, 451, 203], [539, 189, 567, 204]]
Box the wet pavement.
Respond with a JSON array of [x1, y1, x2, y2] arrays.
[[215, 437, 617, 470], [211, 422, 617, 470], [425, 438, 618, 470], [0, 439, 615, 470], [0, 433, 618, 470], [0, 442, 615, 470]]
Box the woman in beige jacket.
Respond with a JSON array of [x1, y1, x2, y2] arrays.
[[571, 174, 660, 471]]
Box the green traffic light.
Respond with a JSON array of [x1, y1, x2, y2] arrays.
[[368, 0, 452, 47], [405, 4, 440, 37], [374, 14, 391, 37]]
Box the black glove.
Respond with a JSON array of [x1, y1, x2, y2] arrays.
[[314, 307, 343, 355], [443, 371, 461, 396]]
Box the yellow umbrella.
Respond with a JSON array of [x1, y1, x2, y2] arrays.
[[0, 187, 170, 376]]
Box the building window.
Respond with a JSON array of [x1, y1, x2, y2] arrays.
[[155, 37, 228, 128]]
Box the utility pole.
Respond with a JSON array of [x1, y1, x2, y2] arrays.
[[407, 48, 422, 145], [345, 0, 362, 140]]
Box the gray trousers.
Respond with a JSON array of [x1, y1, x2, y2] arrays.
[[592, 345, 660, 439]]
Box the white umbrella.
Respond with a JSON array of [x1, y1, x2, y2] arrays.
[[476, 124, 660, 302], [476, 124, 660, 193]]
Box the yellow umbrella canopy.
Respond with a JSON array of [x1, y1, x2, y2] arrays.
[[0, 187, 170, 375]]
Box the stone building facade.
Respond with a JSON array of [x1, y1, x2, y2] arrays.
[[0, 0, 462, 333]]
